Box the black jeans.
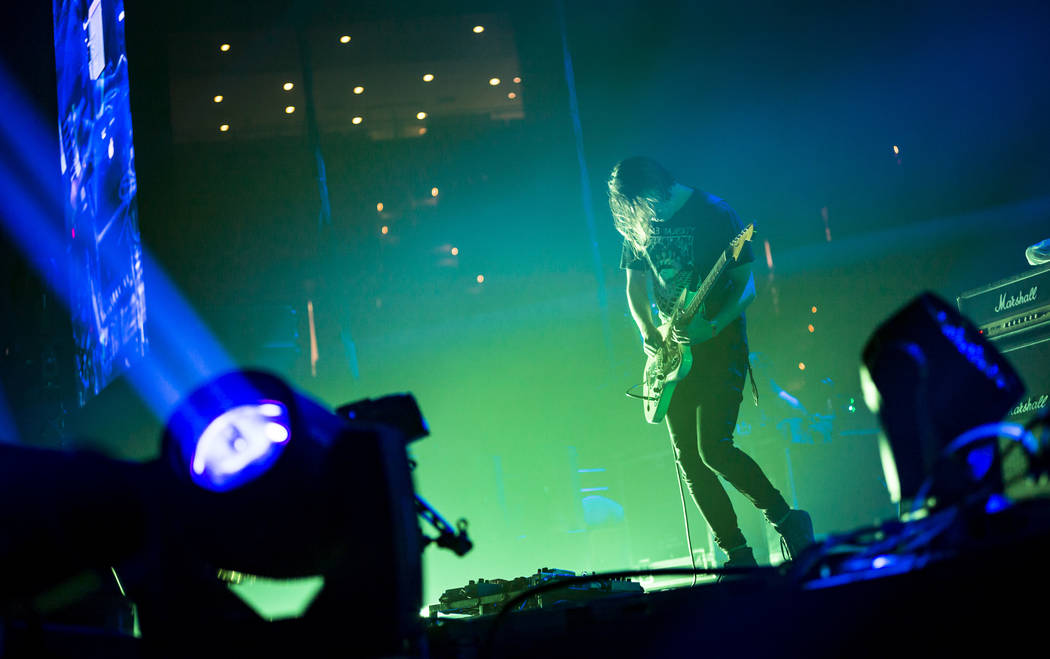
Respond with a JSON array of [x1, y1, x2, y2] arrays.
[[665, 321, 789, 552]]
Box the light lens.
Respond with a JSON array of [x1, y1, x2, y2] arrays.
[[190, 402, 291, 492]]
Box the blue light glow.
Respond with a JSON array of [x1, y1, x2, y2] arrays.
[[871, 555, 893, 569], [985, 493, 1011, 514], [936, 313, 1008, 389], [190, 401, 290, 491], [778, 390, 801, 408]]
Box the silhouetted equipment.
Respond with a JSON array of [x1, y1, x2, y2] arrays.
[[337, 393, 429, 443], [0, 370, 451, 657], [430, 568, 643, 617], [861, 292, 1024, 510], [424, 499, 1050, 659]]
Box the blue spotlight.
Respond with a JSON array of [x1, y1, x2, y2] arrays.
[[163, 371, 295, 493]]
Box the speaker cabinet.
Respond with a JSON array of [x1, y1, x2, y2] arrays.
[[999, 337, 1050, 499]]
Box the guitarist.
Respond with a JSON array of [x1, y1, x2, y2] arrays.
[[609, 156, 814, 568]]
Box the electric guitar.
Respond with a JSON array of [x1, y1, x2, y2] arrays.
[[641, 223, 755, 424]]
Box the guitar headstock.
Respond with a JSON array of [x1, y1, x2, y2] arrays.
[[729, 223, 755, 261]]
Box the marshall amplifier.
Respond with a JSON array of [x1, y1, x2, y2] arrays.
[[957, 263, 1050, 424], [957, 262, 1050, 352], [958, 264, 1050, 498]]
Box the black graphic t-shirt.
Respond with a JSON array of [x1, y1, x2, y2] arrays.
[[620, 189, 754, 328]]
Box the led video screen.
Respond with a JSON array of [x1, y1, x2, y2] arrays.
[[53, 0, 147, 405]]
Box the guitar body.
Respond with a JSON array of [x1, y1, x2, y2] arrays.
[[638, 223, 754, 424], [642, 319, 694, 424]]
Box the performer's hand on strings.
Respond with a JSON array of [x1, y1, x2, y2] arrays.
[[671, 317, 716, 345]]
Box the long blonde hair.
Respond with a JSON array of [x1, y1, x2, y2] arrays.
[[607, 157, 674, 257]]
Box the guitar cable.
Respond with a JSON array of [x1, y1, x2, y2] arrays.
[[622, 389, 697, 585], [670, 433, 699, 587]]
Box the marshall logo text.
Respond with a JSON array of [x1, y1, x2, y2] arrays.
[[1009, 394, 1049, 417], [995, 286, 1038, 313]]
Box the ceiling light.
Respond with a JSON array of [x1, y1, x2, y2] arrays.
[[285, 106, 296, 114], [423, 74, 434, 82], [353, 86, 364, 95], [416, 112, 427, 120], [339, 35, 351, 44], [213, 95, 224, 103], [220, 43, 231, 52], [283, 82, 294, 91], [352, 116, 363, 125], [513, 76, 522, 84], [489, 78, 501, 86], [473, 25, 484, 34], [219, 124, 230, 132], [508, 92, 517, 99]]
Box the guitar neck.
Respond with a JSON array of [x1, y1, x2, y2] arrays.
[[681, 250, 730, 320]]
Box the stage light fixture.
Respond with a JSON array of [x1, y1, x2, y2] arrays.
[[860, 292, 1024, 512], [144, 370, 468, 654]]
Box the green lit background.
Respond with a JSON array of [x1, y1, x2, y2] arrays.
[[12, 0, 1050, 613]]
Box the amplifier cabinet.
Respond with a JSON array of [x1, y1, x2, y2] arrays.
[[957, 262, 1050, 351], [958, 266, 1050, 498], [1000, 337, 1050, 499]]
